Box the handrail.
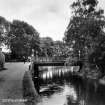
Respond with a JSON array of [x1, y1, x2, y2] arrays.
[[34, 57, 66, 62]]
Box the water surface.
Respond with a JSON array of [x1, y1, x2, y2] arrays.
[[35, 66, 105, 105]]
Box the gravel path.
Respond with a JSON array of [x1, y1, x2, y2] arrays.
[[0, 62, 30, 105]]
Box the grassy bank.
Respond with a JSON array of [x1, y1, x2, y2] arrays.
[[22, 71, 40, 105]]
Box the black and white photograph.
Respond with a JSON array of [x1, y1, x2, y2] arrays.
[[0, 0, 105, 105]]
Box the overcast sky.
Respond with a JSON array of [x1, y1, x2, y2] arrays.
[[0, 0, 105, 41]]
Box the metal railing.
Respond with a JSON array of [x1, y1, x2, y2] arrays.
[[34, 57, 66, 63]]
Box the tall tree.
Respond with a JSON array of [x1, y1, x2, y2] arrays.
[[0, 16, 10, 46], [64, 0, 105, 60], [40, 37, 54, 57], [53, 41, 71, 58], [64, 0, 105, 76], [9, 20, 40, 59]]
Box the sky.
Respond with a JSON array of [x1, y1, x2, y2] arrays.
[[0, 0, 105, 41]]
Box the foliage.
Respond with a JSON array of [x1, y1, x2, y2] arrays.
[[64, 0, 105, 60], [53, 41, 70, 57], [0, 16, 10, 45], [40, 37, 54, 57], [8, 20, 40, 59], [51, 41, 74, 61], [63, 0, 105, 77]]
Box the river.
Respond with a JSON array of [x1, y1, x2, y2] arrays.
[[35, 66, 105, 105]]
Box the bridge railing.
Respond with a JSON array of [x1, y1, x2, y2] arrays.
[[34, 57, 66, 62]]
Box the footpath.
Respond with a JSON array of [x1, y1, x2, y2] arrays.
[[0, 62, 39, 105]]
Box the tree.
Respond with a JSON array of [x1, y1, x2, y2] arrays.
[[9, 20, 40, 59], [64, 0, 105, 76], [64, 0, 105, 59], [40, 37, 54, 57], [0, 16, 10, 46]]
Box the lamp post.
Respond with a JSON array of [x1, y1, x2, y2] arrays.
[[85, 46, 88, 61], [31, 49, 35, 62], [32, 49, 34, 54], [36, 51, 38, 61], [79, 50, 80, 60]]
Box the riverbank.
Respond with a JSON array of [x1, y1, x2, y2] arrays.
[[73, 67, 105, 85], [23, 70, 40, 105]]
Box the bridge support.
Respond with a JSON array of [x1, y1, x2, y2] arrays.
[[33, 64, 40, 93], [34, 64, 39, 77]]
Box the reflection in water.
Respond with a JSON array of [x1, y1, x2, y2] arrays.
[[35, 66, 105, 105]]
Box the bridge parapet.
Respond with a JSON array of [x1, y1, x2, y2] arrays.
[[33, 57, 66, 63]]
